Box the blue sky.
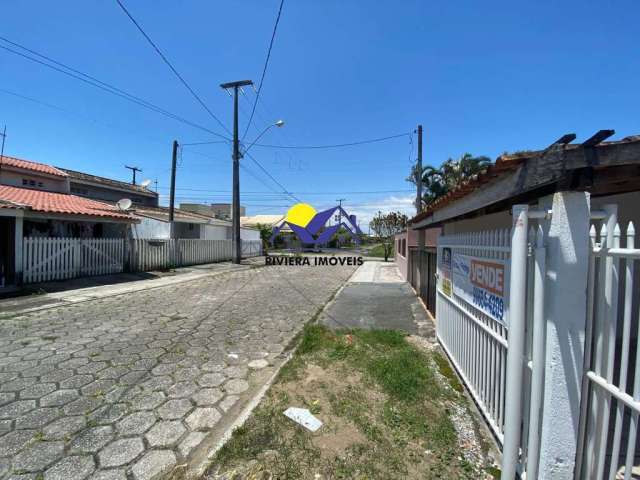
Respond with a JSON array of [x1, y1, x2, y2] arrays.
[[1, 0, 639, 225]]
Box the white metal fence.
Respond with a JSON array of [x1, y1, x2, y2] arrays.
[[576, 208, 640, 479], [23, 237, 125, 283], [22, 237, 263, 284], [436, 228, 512, 444], [435, 206, 549, 479]]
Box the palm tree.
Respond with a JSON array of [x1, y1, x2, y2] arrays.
[[408, 153, 491, 210]]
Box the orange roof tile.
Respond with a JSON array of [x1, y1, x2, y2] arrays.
[[0, 155, 68, 178], [0, 185, 135, 220]]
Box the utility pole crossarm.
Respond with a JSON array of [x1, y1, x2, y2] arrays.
[[125, 165, 143, 185]]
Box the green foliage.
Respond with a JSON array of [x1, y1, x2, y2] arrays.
[[369, 211, 407, 261], [408, 153, 492, 208]]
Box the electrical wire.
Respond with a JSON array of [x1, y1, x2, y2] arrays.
[[114, 0, 231, 135], [243, 150, 301, 203], [0, 41, 228, 140], [242, 0, 285, 141], [250, 132, 411, 150]]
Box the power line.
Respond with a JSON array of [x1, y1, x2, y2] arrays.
[[243, 150, 301, 203], [0, 40, 228, 140], [242, 0, 285, 141], [114, 0, 231, 135], [250, 132, 411, 150]]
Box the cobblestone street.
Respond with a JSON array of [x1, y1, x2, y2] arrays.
[[0, 263, 356, 480]]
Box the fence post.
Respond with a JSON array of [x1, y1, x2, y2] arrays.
[[501, 204, 529, 479], [537, 192, 590, 479]]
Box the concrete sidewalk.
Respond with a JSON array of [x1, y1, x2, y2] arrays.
[[320, 261, 434, 337], [0, 258, 264, 317]]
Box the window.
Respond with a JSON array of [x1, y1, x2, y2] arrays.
[[402, 239, 407, 257]]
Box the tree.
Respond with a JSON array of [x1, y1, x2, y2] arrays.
[[369, 211, 407, 262], [255, 223, 274, 253], [408, 153, 491, 210]]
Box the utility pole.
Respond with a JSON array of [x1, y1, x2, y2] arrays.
[[336, 199, 346, 226], [416, 125, 425, 249], [168, 141, 178, 226], [220, 79, 253, 264], [125, 165, 142, 185], [0, 125, 6, 180]]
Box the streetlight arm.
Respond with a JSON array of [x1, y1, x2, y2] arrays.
[[240, 121, 284, 157]]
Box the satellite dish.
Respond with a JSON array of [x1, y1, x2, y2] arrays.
[[116, 198, 133, 211], [140, 179, 152, 188]]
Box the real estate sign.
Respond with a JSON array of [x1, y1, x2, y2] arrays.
[[452, 254, 508, 325]]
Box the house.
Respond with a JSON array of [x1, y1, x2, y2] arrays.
[[132, 205, 260, 241], [180, 202, 245, 221], [407, 131, 640, 479], [59, 168, 158, 207], [0, 155, 137, 288]]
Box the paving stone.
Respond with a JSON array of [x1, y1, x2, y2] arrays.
[[145, 420, 186, 447], [0, 261, 356, 480], [40, 389, 79, 407], [63, 397, 102, 416], [218, 395, 239, 413], [19, 384, 57, 399], [89, 468, 127, 480], [12, 440, 64, 472], [197, 373, 226, 388], [87, 403, 128, 425], [0, 418, 12, 435], [43, 415, 86, 440], [191, 388, 224, 406], [131, 450, 177, 480], [60, 375, 94, 389], [130, 391, 165, 411], [223, 366, 248, 379], [177, 431, 206, 458], [88, 470, 127, 480], [223, 379, 250, 395], [0, 429, 37, 456], [69, 426, 114, 453], [248, 359, 269, 369], [98, 438, 145, 467], [44, 455, 95, 480], [185, 407, 221, 431], [0, 459, 9, 477], [157, 398, 192, 419], [166, 381, 199, 398], [0, 400, 36, 418], [116, 411, 157, 435]]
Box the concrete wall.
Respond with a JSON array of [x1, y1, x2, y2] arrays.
[[201, 224, 230, 240], [0, 169, 69, 193], [69, 182, 156, 206], [240, 228, 260, 242], [130, 217, 171, 239], [441, 210, 512, 234]]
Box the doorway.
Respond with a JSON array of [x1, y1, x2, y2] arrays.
[[0, 217, 16, 288]]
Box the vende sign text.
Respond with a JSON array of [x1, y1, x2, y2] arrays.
[[452, 254, 509, 325]]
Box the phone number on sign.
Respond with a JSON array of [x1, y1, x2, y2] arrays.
[[472, 286, 504, 322]]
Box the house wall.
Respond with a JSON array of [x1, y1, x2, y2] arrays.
[[201, 224, 230, 240], [23, 218, 127, 238], [69, 181, 157, 206], [131, 217, 170, 239], [0, 169, 69, 193], [394, 227, 440, 281], [240, 228, 260, 242], [172, 222, 200, 239], [441, 210, 512, 235]]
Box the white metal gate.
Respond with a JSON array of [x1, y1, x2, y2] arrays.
[[23, 237, 125, 283], [576, 206, 640, 480]]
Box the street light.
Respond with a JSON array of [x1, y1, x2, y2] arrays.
[[241, 120, 285, 157]]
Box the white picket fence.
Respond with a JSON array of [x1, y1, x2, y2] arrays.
[[23, 237, 125, 283], [22, 237, 263, 284], [130, 238, 262, 271]]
